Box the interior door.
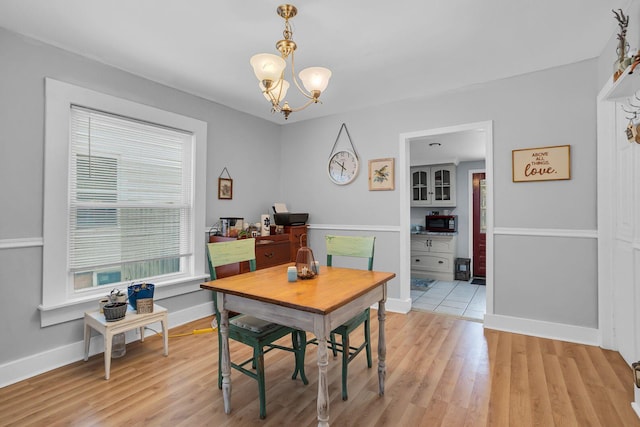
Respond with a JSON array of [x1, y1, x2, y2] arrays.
[[472, 173, 486, 277]]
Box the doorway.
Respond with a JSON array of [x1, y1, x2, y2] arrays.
[[399, 121, 493, 317]]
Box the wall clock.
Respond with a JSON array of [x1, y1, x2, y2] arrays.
[[327, 123, 359, 185], [328, 150, 359, 185]]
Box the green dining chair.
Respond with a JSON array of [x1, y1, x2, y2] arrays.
[[325, 234, 376, 401], [206, 238, 308, 419]]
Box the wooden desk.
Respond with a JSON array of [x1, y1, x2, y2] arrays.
[[83, 304, 169, 380], [200, 264, 395, 426]]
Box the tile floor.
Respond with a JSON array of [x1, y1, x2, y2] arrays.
[[411, 279, 486, 321]]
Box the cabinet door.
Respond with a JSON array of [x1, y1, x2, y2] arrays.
[[432, 167, 451, 202], [410, 236, 430, 252], [429, 237, 456, 254], [411, 167, 431, 205]]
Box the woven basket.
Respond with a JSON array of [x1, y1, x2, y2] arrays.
[[103, 302, 127, 322]]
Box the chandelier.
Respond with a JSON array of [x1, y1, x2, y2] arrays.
[[250, 4, 332, 120]]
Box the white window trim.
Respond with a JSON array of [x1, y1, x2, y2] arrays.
[[40, 78, 208, 327]]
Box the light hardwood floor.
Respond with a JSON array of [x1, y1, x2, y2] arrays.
[[1, 310, 638, 426]]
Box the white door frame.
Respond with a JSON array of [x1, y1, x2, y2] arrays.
[[399, 121, 494, 315]]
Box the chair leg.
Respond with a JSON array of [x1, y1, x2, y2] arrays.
[[256, 348, 267, 419], [365, 316, 372, 369], [341, 332, 349, 401], [330, 331, 338, 357], [291, 331, 309, 385], [217, 331, 223, 389]]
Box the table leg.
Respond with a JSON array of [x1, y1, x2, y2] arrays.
[[316, 336, 330, 427], [83, 324, 91, 361], [220, 308, 232, 414], [161, 315, 169, 356], [104, 333, 113, 380], [377, 299, 386, 396]]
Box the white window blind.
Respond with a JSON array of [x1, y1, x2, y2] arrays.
[[69, 106, 194, 288]]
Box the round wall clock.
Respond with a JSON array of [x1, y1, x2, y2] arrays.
[[328, 150, 359, 185]]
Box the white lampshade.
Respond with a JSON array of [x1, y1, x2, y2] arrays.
[[299, 67, 332, 93], [259, 79, 289, 102], [250, 53, 286, 83]]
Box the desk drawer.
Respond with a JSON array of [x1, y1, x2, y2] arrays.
[[256, 241, 290, 269]]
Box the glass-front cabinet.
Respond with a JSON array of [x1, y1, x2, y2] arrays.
[[411, 164, 456, 207], [411, 168, 431, 204]]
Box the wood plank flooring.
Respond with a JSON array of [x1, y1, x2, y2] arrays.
[[1, 310, 638, 426]]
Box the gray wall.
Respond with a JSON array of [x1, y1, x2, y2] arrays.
[[280, 59, 598, 326], [0, 24, 602, 370], [0, 28, 282, 364]]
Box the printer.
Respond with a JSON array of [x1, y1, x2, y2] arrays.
[[272, 203, 308, 226]]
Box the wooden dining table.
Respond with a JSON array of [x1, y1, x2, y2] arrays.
[[200, 263, 396, 427]]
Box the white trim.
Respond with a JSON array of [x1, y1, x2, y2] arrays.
[[597, 82, 618, 352], [307, 223, 400, 232], [0, 237, 43, 249], [493, 227, 597, 239], [383, 297, 411, 314], [484, 313, 599, 346], [37, 274, 209, 327], [42, 78, 207, 324], [0, 301, 215, 388]]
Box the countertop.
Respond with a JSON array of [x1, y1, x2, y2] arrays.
[[411, 231, 458, 236]]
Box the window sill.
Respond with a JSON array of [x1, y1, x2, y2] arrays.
[[38, 273, 210, 327]]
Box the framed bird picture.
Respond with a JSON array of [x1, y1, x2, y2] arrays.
[[368, 158, 395, 191]]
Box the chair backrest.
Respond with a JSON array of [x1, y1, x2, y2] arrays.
[[325, 235, 375, 271], [206, 238, 257, 318], [206, 238, 257, 281]]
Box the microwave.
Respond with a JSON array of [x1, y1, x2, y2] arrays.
[[425, 215, 457, 232]]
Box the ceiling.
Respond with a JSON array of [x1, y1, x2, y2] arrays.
[[411, 130, 487, 165], [0, 1, 626, 124]]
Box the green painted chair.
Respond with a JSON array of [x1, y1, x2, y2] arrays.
[[206, 238, 308, 419], [325, 234, 376, 401]]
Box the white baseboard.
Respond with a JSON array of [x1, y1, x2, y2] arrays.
[[0, 302, 214, 388], [484, 313, 599, 346], [384, 297, 411, 314]]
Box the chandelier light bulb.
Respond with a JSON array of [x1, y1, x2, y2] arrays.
[[250, 53, 286, 84], [299, 67, 332, 93], [260, 79, 290, 103]]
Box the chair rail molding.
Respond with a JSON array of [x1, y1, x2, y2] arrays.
[[493, 227, 597, 239], [0, 237, 44, 249]]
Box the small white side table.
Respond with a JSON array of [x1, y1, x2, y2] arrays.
[[84, 304, 169, 379]]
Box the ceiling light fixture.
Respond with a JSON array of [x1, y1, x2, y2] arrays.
[[250, 4, 332, 120]]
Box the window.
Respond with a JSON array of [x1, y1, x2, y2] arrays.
[[42, 79, 207, 326], [69, 106, 192, 290]]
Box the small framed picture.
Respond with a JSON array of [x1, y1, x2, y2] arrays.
[[218, 178, 233, 199], [368, 158, 395, 191]]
